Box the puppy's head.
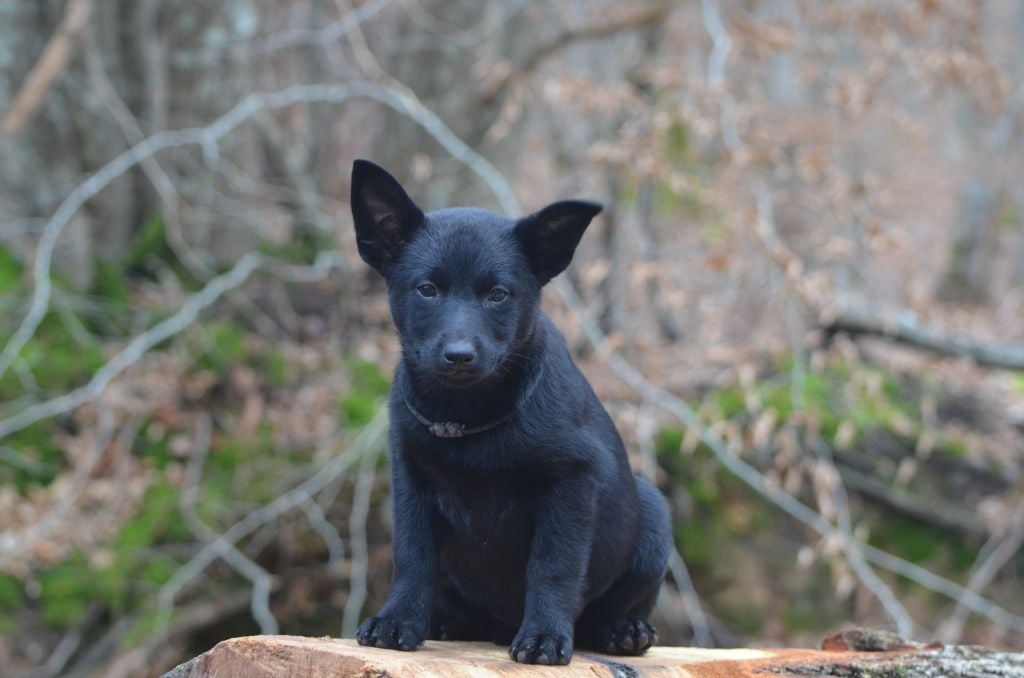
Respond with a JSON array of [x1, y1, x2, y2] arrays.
[[351, 159, 601, 387]]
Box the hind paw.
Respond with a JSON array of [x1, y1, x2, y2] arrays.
[[600, 617, 658, 655]]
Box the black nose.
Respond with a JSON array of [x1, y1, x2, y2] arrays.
[[443, 341, 476, 366]]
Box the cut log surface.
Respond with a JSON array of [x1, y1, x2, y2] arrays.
[[164, 635, 1024, 678]]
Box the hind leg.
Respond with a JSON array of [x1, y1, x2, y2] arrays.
[[429, 577, 496, 642], [576, 477, 670, 655]]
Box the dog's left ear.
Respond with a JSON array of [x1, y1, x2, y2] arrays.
[[351, 159, 426, 274], [514, 200, 602, 284]]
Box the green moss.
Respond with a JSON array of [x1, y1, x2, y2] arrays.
[[258, 223, 323, 265], [115, 482, 189, 549], [675, 519, 715, 569], [665, 120, 691, 163], [936, 436, 969, 458], [39, 553, 92, 628], [339, 359, 391, 426], [197, 321, 247, 372], [654, 428, 683, 458], [998, 206, 1019, 232], [714, 387, 746, 418], [0, 244, 23, 293], [339, 392, 375, 426], [348, 359, 390, 397], [1, 423, 63, 491], [868, 514, 977, 573], [143, 555, 178, 586], [91, 259, 131, 308], [0, 574, 23, 612], [1013, 374, 1024, 397], [264, 347, 289, 387], [0, 311, 106, 401], [127, 215, 169, 269], [124, 609, 174, 646], [717, 605, 763, 636]]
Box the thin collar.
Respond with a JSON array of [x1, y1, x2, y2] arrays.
[[401, 360, 544, 439]]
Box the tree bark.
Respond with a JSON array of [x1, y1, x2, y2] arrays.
[[164, 635, 1024, 678]]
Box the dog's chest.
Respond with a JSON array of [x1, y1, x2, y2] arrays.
[[407, 442, 532, 543]]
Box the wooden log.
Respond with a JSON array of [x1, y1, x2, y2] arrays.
[[164, 635, 1024, 677]]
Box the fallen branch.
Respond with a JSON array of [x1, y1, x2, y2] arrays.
[[832, 459, 989, 538], [1, 0, 92, 136], [822, 305, 1024, 371]]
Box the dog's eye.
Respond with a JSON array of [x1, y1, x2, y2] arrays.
[[417, 283, 437, 298], [487, 287, 509, 303]]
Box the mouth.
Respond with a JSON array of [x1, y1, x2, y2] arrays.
[[433, 366, 485, 386]]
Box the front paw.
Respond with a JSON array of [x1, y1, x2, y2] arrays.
[[356, 616, 424, 651], [508, 629, 573, 665]]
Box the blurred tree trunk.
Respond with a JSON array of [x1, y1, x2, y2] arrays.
[[936, 180, 998, 304]]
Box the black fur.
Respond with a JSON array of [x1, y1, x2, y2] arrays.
[[351, 160, 672, 665]]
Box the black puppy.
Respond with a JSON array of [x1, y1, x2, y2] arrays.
[[350, 160, 671, 666]]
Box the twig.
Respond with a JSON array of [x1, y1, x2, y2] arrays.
[[666, 547, 713, 647], [100, 591, 252, 678], [700, 0, 740, 151], [786, 295, 916, 636], [254, 0, 393, 55], [0, 253, 264, 440], [341, 444, 380, 637], [0, 410, 118, 567], [831, 460, 987, 538], [701, 0, 730, 90], [158, 407, 387, 623], [0, 80, 516, 386], [84, 31, 286, 341], [300, 499, 345, 566], [0, 0, 92, 136], [180, 413, 279, 635], [22, 606, 94, 678], [479, 2, 671, 104], [937, 499, 1024, 642]]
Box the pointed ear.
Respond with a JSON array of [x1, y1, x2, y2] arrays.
[[514, 200, 602, 284], [350, 159, 426, 274]]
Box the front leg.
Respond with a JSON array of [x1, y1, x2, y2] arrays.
[[510, 470, 597, 666], [356, 446, 439, 651]]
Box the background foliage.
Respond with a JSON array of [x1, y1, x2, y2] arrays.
[[2, 1, 1024, 675]]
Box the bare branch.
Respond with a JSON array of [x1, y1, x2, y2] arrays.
[[0, 253, 265, 440], [822, 305, 1024, 371], [479, 2, 671, 104], [0, 0, 92, 136], [0, 80, 516, 385], [341, 446, 380, 637], [157, 407, 387, 622], [700, 0, 731, 89], [299, 499, 345, 567], [0, 410, 119, 567], [254, 0, 393, 55], [666, 547, 713, 647], [180, 414, 279, 635], [937, 500, 1024, 642]]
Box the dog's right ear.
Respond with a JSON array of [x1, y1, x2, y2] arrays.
[[350, 159, 425, 274]]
